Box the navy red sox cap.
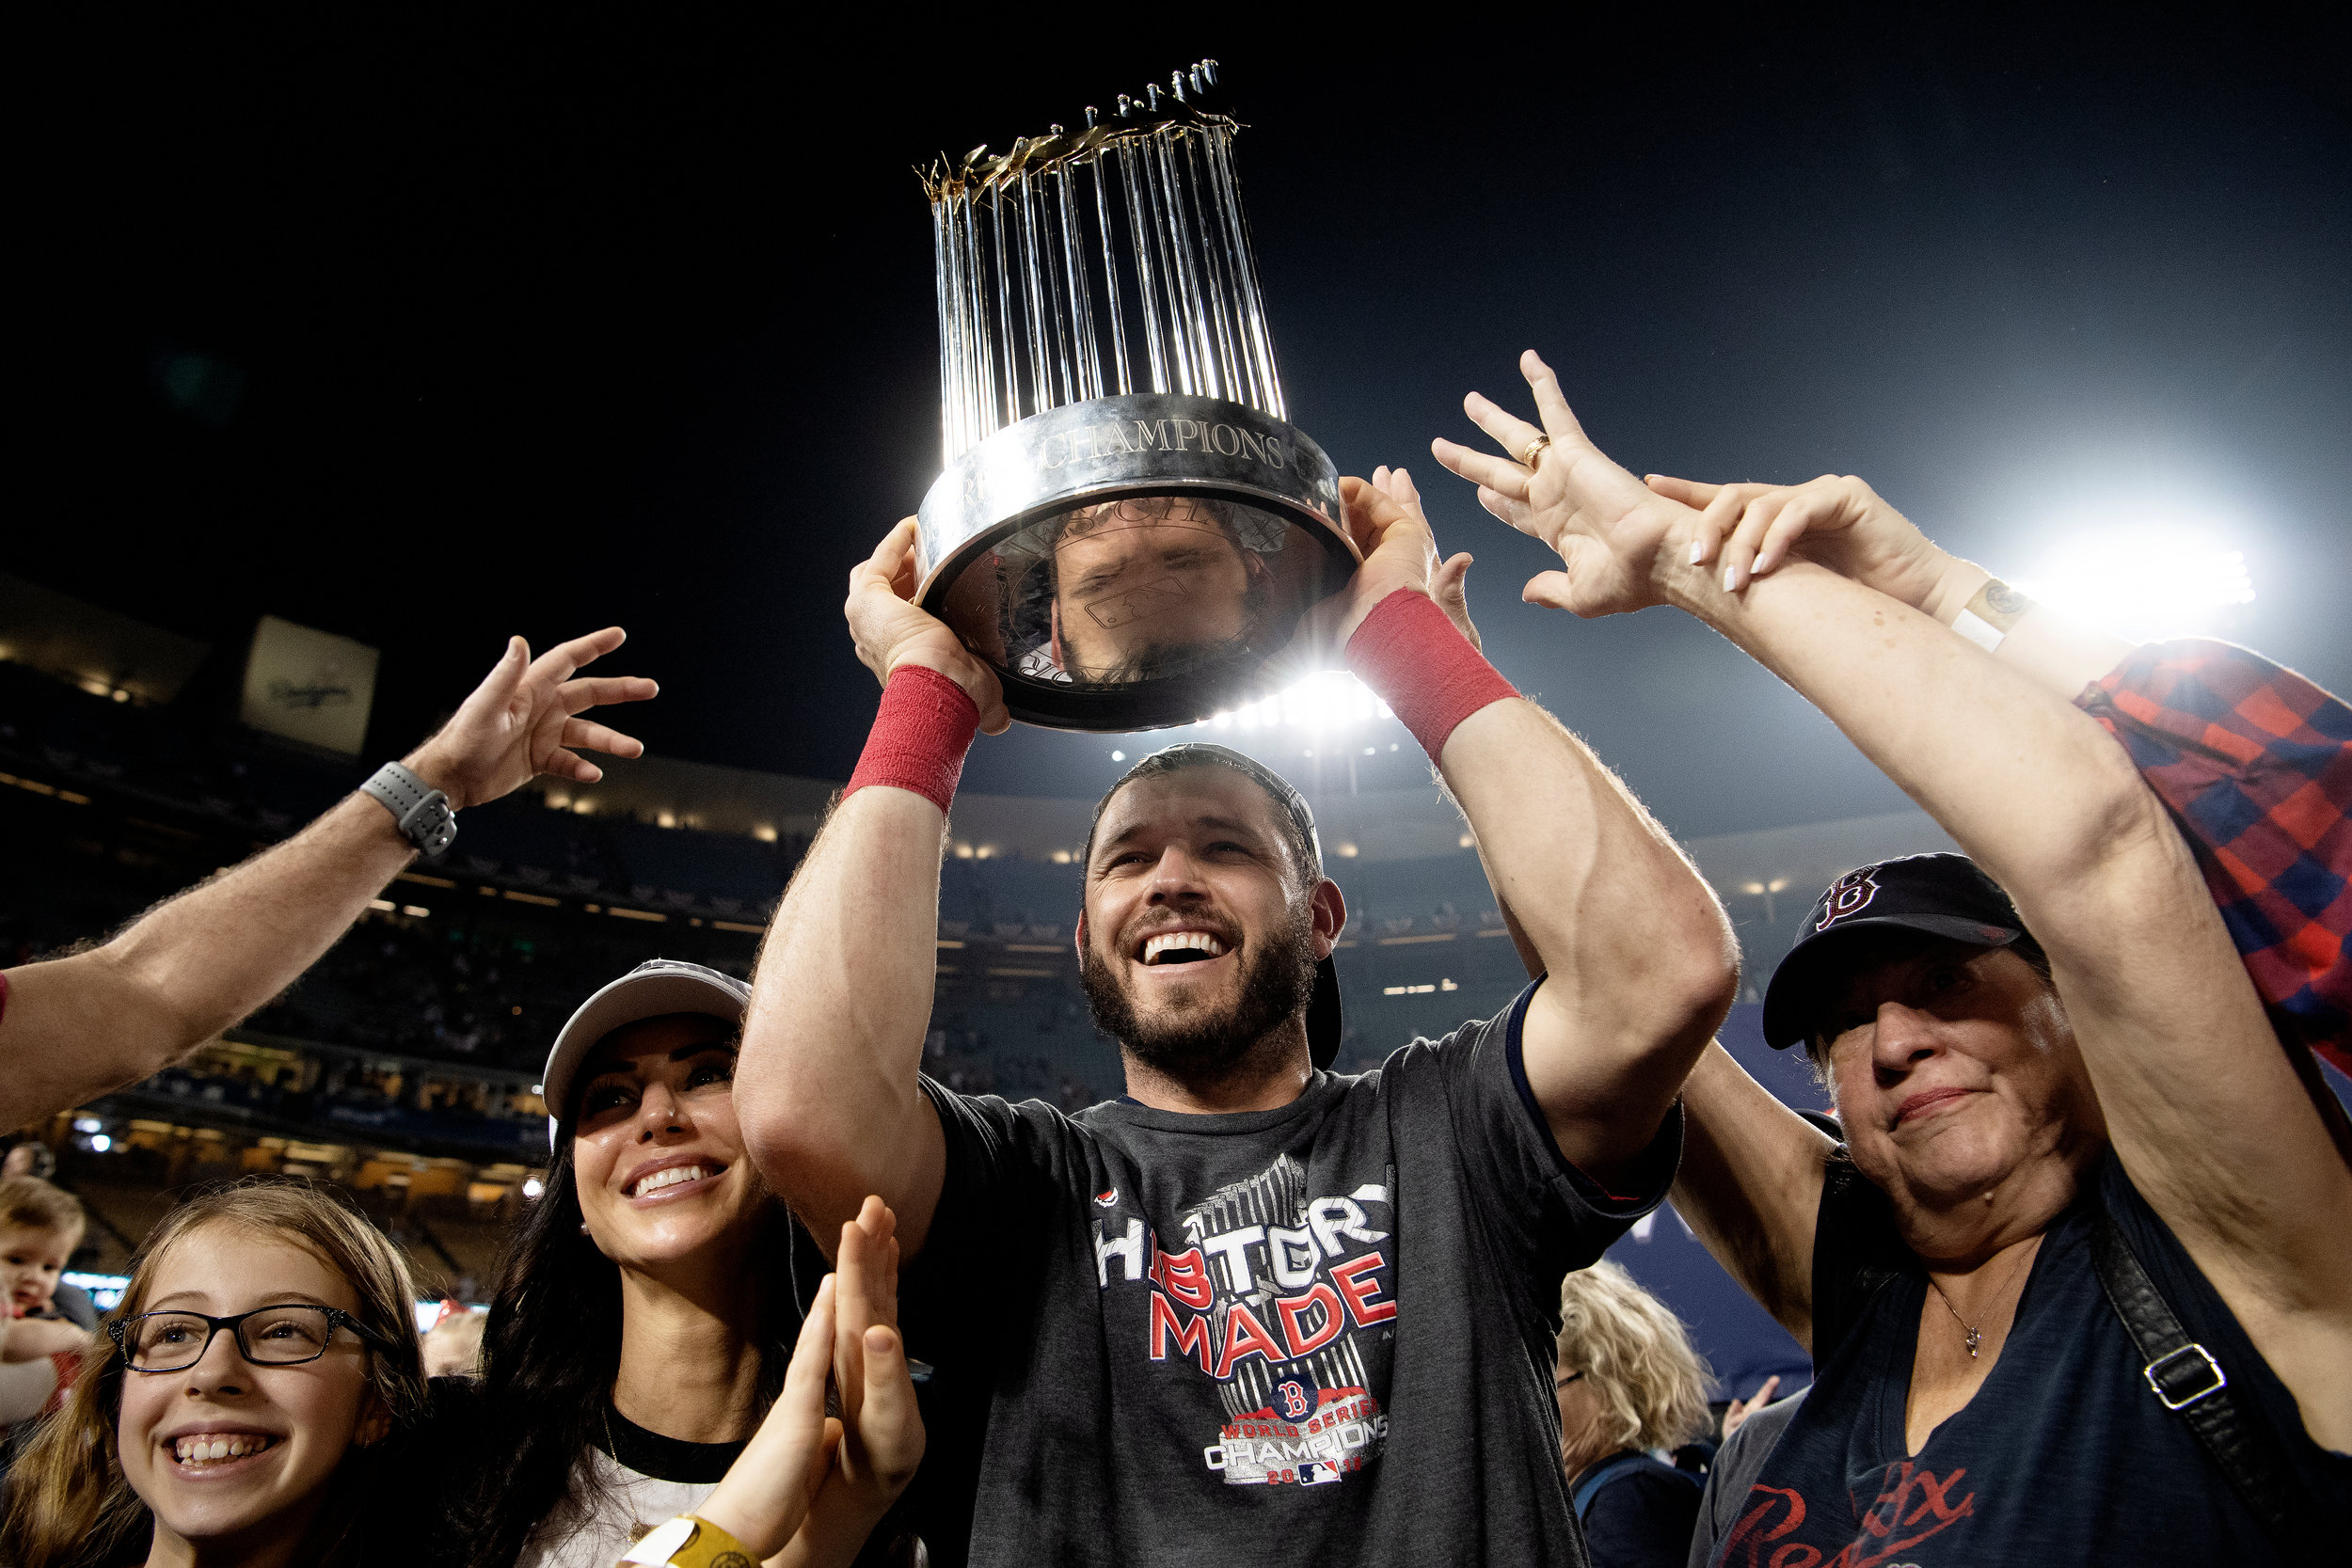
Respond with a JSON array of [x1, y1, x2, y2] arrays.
[[1760, 853, 2028, 1051]]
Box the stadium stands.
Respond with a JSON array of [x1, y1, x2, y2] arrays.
[[0, 647, 1922, 1358]]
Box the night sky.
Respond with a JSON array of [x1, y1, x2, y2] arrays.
[[17, 11, 2349, 840]]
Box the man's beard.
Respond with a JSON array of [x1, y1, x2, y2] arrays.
[[1080, 906, 1319, 1082]]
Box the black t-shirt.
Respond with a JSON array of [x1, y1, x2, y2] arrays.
[[1580, 1453, 1703, 1568], [1709, 1151, 2352, 1565], [898, 978, 1678, 1567]]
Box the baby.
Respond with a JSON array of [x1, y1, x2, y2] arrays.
[[0, 1175, 90, 1426]]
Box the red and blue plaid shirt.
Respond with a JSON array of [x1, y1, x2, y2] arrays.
[[2076, 640, 2352, 1080]]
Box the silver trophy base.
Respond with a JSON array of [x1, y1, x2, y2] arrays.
[[914, 394, 1358, 732]]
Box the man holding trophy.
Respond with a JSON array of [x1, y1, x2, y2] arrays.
[[732, 66, 1736, 1563], [736, 461, 1739, 1567]]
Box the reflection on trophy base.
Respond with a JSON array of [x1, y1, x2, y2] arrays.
[[915, 395, 1358, 732]]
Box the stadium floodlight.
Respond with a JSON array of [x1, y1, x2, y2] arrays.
[[2012, 525, 2256, 644], [522, 1177, 545, 1199]]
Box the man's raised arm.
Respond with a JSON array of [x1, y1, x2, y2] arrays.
[[1324, 466, 1740, 1184], [735, 520, 1010, 1259], [0, 627, 656, 1130]]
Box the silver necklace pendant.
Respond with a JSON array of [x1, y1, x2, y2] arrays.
[[1964, 1327, 1981, 1358]]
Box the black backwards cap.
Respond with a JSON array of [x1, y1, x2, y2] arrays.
[[1095, 743, 1344, 1070], [1760, 852, 2027, 1051]]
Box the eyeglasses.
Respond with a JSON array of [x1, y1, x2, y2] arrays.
[[107, 1306, 388, 1373]]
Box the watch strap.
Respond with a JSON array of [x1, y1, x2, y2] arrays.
[[361, 762, 458, 856], [618, 1514, 757, 1567]]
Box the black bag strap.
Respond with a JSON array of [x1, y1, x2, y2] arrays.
[[2088, 1201, 2318, 1556], [1811, 1157, 1907, 1366]]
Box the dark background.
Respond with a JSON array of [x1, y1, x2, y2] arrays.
[[15, 8, 2348, 838]]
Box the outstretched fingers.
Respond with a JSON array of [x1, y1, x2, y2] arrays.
[[1472, 483, 1534, 534], [1431, 436, 1537, 515], [542, 746, 598, 784], [559, 717, 643, 761], [532, 626, 628, 689], [1518, 351, 1586, 445], [562, 673, 660, 708], [1460, 390, 1548, 474]]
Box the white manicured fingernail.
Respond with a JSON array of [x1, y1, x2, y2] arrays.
[[1723, 563, 1740, 593], [1688, 539, 1705, 565]]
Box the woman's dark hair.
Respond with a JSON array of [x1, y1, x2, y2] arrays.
[[445, 1115, 801, 1568]]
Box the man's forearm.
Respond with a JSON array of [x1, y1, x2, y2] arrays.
[[0, 789, 417, 1127], [741, 787, 946, 1220], [1346, 588, 1735, 1171], [1440, 700, 1738, 1084], [737, 665, 975, 1254]]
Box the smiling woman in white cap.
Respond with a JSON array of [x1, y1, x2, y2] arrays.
[[436, 960, 921, 1568]]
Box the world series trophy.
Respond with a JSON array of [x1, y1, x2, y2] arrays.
[[914, 61, 1359, 731]]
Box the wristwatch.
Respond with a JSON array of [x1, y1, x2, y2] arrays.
[[619, 1514, 756, 1568], [361, 761, 457, 856]]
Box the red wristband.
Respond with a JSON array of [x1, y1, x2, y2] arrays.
[[843, 664, 979, 815], [1345, 589, 1519, 759]]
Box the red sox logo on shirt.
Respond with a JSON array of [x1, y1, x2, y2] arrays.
[[1816, 868, 1880, 931], [1092, 1152, 1396, 1490]]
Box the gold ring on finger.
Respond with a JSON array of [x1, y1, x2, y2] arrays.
[[1522, 435, 1552, 469]]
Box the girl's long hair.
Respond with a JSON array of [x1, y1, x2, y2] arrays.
[[446, 1118, 800, 1568], [0, 1179, 428, 1568]]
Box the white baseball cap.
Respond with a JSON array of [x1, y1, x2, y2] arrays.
[[540, 958, 751, 1150]]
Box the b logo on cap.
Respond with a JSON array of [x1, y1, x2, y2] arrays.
[[1816, 868, 1880, 930]]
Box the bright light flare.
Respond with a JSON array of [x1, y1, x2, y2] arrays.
[[2013, 527, 2255, 643], [1200, 671, 1393, 734]]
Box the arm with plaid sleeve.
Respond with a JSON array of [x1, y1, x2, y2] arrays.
[[2074, 640, 2352, 1076], [1636, 469, 2352, 1119]]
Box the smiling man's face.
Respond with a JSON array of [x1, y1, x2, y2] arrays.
[[1078, 766, 1340, 1083]]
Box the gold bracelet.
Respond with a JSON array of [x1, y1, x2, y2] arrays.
[[1953, 578, 2035, 652], [618, 1514, 757, 1568]]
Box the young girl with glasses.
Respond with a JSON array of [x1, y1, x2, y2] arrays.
[[0, 1180, 429, 1568]]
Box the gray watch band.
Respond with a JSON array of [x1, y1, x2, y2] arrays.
[[361, 761, 457, 856]]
